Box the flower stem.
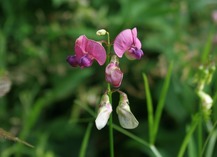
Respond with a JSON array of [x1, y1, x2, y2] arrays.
[[109, 110, 114, 157], [108, 83, 114, 157], [106, 31, 114, 157]]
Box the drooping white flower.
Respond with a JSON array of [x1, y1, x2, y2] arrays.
[[116, 91, 139, 129], [95, 93, 112, 130]]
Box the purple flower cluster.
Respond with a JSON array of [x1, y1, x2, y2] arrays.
[[66, 28, 143, 130], [67, 28, 143, 88]]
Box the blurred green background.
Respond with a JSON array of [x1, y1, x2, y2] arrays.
[[0, 0, 217, 156]]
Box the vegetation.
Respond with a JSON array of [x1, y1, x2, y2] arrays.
[[0, 0, 217, 156]]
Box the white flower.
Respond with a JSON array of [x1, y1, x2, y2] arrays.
[[95, 94, 112, 130], [116, 92, 139, 129], [198, 91, 213, 110]]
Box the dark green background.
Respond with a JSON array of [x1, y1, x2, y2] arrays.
[[0, 0, 217, 156]]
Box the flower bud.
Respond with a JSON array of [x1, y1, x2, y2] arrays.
[[105, 55, 123, 88], [198, 91, 213, 110], [95, 93, 112, 130], [96, 29, 107, 36], [116, 91, 139, 129]]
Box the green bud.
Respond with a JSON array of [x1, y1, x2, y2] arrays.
[[96, 29, 107, 36]]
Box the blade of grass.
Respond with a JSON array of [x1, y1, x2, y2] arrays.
[[188, 134, 197, 157], [205, 129, 217, 157], [79, 122, 93, 157], [201, 27, 214, 63], [78, 101, 162, 157], [153, 62, 173, 143], [197, 112, 203, 156], [143, 73, 154, 144], [112, 124, 162, 157], [200, 121, 217, 157], [178, 114, 200, 157]]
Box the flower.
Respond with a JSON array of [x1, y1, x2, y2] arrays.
[[67, 35, 106, 68], [95, 93, 112, 130], [198, 91, 213, 110], [105, 55, 123, 88], [116, 91, 139, 129], [114, 28, 143, 60]]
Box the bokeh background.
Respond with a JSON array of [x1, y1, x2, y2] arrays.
[[0, 0, 217, 156]]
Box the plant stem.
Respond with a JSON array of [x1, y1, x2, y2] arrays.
[[106, 31, 114, 157], [198, 109, 203, 156], [108, 81, 114, 157], [178, 114, 200, 157], [79, 122, 93, 157]]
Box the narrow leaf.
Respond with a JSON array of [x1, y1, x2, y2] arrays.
[[143, 73, 154, 144], [153, 62, 173, 142], [178, 114, 200, 157], [79, 122, 93, 157]]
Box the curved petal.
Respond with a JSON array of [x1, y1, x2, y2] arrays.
[[74, 35, 88, 60], [134, 38, 142, 49], [66, 55, 79, 67], [116, 104, 139, 129], [95, 104, 112, 130], [114, 29, 133, 57], [110, 68, 123, 87], [132, 28, 142, 49], [125, 48, 143, 60], [86, 39, 106, 65]]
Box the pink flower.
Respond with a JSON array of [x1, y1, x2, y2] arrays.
[[114, 28, 143, 60], [105, 55, 123, 88], [67, 35, 106, 68]]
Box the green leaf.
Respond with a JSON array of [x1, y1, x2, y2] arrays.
[[143, 73, 154, 144]]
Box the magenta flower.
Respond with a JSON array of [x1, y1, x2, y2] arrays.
[[114, 28, 143, 60], [67, 35, 106, 68], [105, 55, 123, 88]]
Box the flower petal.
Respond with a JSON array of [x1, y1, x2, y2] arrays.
[[116, 91, 139, 129], [86, 39, 106, 65], [110, 68, 123, 87], [95, 94, 112, 130], [95, 104, 112, 130], [66, 55, 78, 67], [74, 35, 88, 60], [114, 29, 133, 57], [116, 104, 139, 129], [132, 28, 141, 49]]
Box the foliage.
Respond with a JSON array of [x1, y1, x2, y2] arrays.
[[0, 0, 217, 156]]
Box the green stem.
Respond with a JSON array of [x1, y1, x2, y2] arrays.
[[107, 83, 114, 157], [178, 114, 200, 157], [109, 112, 114, 157], [106, 31, 114, 157], [201, 121, 217, 157], [79, 122, 93, 157], [198, 110, 203, 156]]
